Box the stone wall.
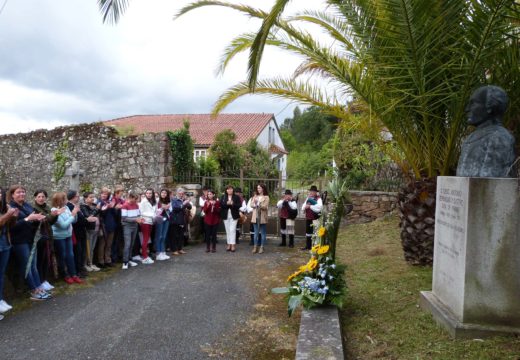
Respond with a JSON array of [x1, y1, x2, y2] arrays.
[[0, 123, 173, 194], [347, 190, 398, 224]]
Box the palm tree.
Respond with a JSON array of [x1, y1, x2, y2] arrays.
[[100, 0, 519, 265]]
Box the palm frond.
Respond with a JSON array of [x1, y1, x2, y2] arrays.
[[211, 78, 348, 119], [98, 0, 130, 24]]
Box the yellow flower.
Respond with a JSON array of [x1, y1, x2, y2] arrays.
[[311, 244, 320, 253], [307, 257, 318, 271], [317, 245, 330, 255], [287, 270, 301, 282], [317, 226, 327, 238]]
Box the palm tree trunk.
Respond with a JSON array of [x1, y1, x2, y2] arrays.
[[397, 178, 436, 265]]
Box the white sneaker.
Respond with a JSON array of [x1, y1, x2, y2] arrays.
[[90, 265, 101, 272], [122, 263, 129, 270], [41, 281, 54, 291], [0, 300, 12, 311], [156, 253, 168, 261], [85, 265, 94, 272], [0, 302, 11, 313], [128, 261, 138, 267], [132, 255, 143, 262], [142, 257, 154, 265]]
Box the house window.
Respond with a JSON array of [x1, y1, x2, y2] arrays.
[[194, 150, 207, 162]]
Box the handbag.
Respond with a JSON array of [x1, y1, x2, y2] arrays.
[[238, 211, 247, 225]]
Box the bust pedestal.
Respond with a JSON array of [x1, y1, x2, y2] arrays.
[[420, 176, 520, 338]]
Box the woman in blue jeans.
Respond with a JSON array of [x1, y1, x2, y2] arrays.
[[154, 189, 171, 261], [51, 192, 83, 285], [249, 184, 269, 254], [0, 188, 19, 316], [8, 185, 51, 301]]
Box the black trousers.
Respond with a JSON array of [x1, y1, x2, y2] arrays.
[[73, 231, 86, 273], [205, 224, 218, 247], [170, 224, 184, 252], [305, 219, 313, 249]]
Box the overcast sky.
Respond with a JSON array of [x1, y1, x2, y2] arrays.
[[0, 0, 325, 135]]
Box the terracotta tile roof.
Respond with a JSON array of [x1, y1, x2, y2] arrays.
[[103, 113, 274, 146], [269, 144, 288, 155]]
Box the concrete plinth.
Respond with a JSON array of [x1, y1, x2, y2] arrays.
[[421, 177, 520, 338]]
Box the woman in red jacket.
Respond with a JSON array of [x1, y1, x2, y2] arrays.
[[202, 189, 220, 253]]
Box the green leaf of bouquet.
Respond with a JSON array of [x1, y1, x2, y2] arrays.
[[288, 294, 303, 316], [271, 287, 290, 294]]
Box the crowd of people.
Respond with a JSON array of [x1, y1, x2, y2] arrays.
[[0, 182, 323, 320]]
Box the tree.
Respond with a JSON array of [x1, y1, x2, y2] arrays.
[[100, 0, 519, 265], [174, 0, 519, 265], [209, 129, 243, 174], [241, 139, 278, 178], [167, 120, 194, 178], [281, 106, 301, 131]]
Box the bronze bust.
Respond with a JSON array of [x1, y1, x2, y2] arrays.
[[456, 85, 515, 178]]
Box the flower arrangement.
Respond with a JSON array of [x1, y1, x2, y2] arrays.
[[273, 175, 350, 315], [274, 226, 346, 316]]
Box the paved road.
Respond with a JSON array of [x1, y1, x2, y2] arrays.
[[0, 242, 294, 360]]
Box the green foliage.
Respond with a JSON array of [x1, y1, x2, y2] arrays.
[[195, 155, 220, 177], [53, 140, 69, 183], [286, 150, 330, 182], [79, 182, 93, 194], [167, 122, 195, 176], [332, 128, 392, 190], [209, 129, 243, 173], [279, 130, 297, 153], [177, 0, 520, 179], [290, 106, 338, 151], [241, 139, 278, 178]]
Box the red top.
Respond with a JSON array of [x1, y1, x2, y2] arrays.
[[203, 200, 221, 226]]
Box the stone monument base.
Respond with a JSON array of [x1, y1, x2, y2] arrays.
[[422, 177, 520, 339], [420, 291, 520, 339]]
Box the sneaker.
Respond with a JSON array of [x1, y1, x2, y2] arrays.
[[30, 291, 50, 301], [122, 263, 129, 270], [156, 253, 168, 261], [0, 302, 11, 313], [128, 261, 138, 267], [132, 255, 143, 262], [41, 281, 55, 291], [85, 265, 94, 272], [142, 257, 154, 265], [179, 250, 187, 254], [64, 276, 74, 285], [0, 300, 13, 311], [72, 276, 84, 284], [90, 264, 101, 272]]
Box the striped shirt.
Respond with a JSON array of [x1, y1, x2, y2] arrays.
[[121, 202, 141, 223]]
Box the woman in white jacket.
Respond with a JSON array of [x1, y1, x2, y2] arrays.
[[138, 189, 157, 264]]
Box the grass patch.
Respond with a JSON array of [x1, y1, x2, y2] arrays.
[[336, 216, 520, 359]]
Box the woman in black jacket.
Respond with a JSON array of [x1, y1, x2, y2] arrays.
[[8, 185, 50, 301], [220, 185, 242, 252]]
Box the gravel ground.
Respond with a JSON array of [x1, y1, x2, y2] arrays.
[[0, 241, 296, 360]]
